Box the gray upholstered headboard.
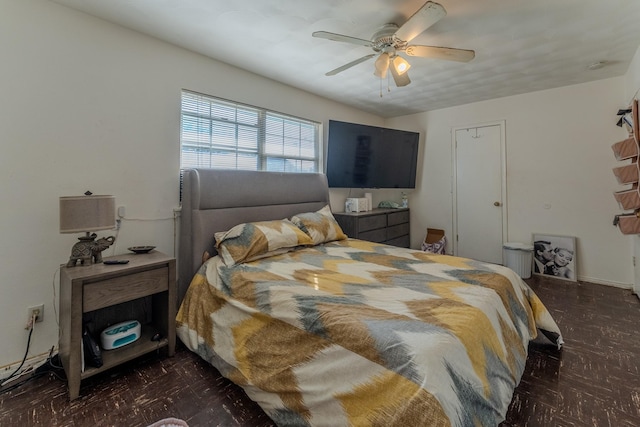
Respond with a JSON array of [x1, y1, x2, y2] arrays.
[[178, 168, 330, 303]]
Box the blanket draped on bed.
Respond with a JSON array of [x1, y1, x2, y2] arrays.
[[176, 239, 562, 427]]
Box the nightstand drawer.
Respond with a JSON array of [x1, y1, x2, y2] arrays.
[[83, 267, 168, 312]]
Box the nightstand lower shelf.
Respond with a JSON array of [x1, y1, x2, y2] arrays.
[[80, 326, 169, 379]]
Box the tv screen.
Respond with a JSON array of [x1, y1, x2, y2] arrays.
[[326, 120, 419, 189]]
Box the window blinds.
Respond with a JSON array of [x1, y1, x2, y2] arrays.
[[180, 91, 320, 173]]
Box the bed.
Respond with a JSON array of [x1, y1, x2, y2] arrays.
[[176, 168, 563, 427]]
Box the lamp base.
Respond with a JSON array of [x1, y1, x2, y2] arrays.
[[78, 233, 97, 242], [66, 233, 115, 267]]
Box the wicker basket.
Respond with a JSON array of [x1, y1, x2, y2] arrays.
[[616, 213, 640, 235], [614, 185, 640, 210], [612, 161, 640, 185], [611, 137, 638, 161]]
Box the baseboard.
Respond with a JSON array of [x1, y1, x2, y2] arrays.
[[453, 257, 634, 290], [0, 349, 56, 382], [577, 275, 633, 289]]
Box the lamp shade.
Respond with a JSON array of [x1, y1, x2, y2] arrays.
[[374, 53, 390, 78], [392, 56, 411, 75], [60, 195, 116, 233], [390, 63, 411, 87]]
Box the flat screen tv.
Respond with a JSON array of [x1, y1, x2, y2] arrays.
[[326, 120, 419, 189]]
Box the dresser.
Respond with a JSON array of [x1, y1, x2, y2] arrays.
[[334, 208, 410, 248]]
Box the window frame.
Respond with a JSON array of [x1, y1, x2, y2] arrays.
[[180, 90, 322, 173]]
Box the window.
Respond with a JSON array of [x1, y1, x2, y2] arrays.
[[180, 90, 321, 173]]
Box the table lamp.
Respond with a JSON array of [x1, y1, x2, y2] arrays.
[[60, 192, 116, 267]]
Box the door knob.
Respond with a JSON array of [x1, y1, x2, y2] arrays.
[[494, 201, 501, 206]]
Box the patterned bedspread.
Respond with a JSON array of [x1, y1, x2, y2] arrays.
[[176, 239, 562, 427]]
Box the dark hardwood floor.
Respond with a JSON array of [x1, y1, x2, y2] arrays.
[[1, 275, 639, 426]]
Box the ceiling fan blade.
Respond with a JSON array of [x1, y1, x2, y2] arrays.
[[390, 65, 411, 87], [405, 45, 475, 62], [312, 31, 373, 47], [325, 54, 376, 76], [394, 1, 446, 43]]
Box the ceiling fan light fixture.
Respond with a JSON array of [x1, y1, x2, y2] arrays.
[[374, 53, 390, 78], [390, 62, 411, 87], [392, 56, 411, 75], [313, 1, 472, 89]]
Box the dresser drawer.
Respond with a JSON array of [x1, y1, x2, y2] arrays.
[[386, 235, 410, 248], [387, 223, 410, 240], [358, 214, 387, 232], [359, 228, 387, 243], [333, 208, 410, 249], [83, 267, 168, 312], [388, 210, 409, 226]]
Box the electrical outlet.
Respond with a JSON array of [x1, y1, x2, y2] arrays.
[[27, 304, 44, 325]]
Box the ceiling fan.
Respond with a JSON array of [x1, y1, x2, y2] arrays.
[[312, 1, 475, 87]]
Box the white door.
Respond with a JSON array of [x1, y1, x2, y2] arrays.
[[453, 123, 506, 264]]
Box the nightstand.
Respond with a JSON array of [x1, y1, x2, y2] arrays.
[[59, 251, 176, 400]]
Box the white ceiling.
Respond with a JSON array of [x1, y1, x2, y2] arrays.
[[50, 0, 640, 118]]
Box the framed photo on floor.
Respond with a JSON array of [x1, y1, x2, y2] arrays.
[[531, 234, 577, 282]]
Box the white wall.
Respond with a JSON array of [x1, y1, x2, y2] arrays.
[[624, 45, 640, 296], [0, 0, 384, 368], [388, 77, 633, 288], [625, 46, 640, 98]]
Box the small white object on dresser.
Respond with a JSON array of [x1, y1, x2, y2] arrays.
[[345, 197, 369, 212]]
